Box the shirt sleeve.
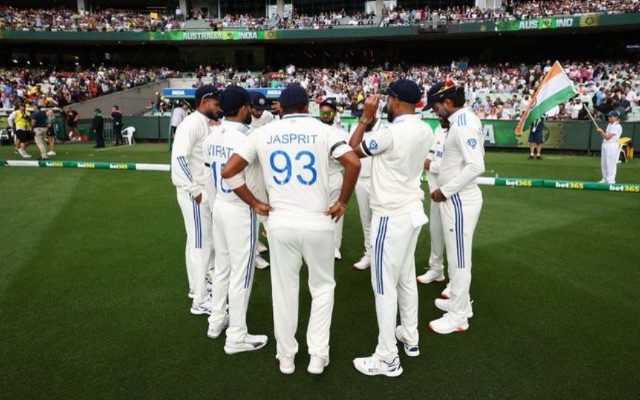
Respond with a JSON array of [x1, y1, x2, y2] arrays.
[[440, 120, 485, 198], [328, 130, 352, 159], [360, 127, 393, 157], [609, 124, 622, 139], [171, 120, 200, 196], [233, 129, 258, 164]]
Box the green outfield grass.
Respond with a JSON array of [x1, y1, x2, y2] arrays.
[[1, 145, 639, 399]]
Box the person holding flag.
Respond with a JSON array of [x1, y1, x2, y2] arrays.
[[597, 111, 623, 184], [515, 61, 578, 138]]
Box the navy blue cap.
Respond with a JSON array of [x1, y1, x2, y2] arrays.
[[320, 98, 338, 110], [385, 79, 422, 104], [250, 92, 269, 110], [423, 81, 456, 111], [195, 84, 221, 104], [278, 84, 309, 108], [607, 110, 620, 117], [351, 101, 365, 117], [219, 85, 250, 114]]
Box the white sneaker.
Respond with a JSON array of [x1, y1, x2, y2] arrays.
[[353, 355, 403, 377], [277, 355, 295, 374], [441, 284, 451, 299], [394, 326, 419, 357], [434, 298, 474, 318], [428, 313, 469, 334], [18, 149, 31, 158], [352, 255, 371, 270], [224, 334, 268, 354], [255, 255, 270, 270], [307, 355, 329, 374], [191, 299, 212, 316], [187, 289, 194, 299], [256, 240, 268, 253], [334, 248, 342, 260], [597, 179, 607, 183], [417, 269, 445, 284], [47, 151, 56, 156], [207, 314, 230, 339]]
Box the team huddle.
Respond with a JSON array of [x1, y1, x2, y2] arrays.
[[170, 78, 485, 377]]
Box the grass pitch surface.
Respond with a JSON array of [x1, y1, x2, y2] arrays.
[[1, 144, 639, 399]]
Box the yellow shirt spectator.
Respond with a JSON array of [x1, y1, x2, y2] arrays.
[[15, 110, 30, 130]]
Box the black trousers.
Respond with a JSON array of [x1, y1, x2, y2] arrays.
[[113, 124, 123, 145], [94, 129, 105, 147]]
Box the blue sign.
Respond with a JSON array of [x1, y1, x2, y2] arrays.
[[162, 88, 196, 98], [163, 87, 282, 100]]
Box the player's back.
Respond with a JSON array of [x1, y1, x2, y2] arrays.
[[370, 115, 432, 215], [205, 121, 265, 205], [251, 114, 337, 231]]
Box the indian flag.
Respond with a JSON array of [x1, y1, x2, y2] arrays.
[[515, 61, 577, 135]]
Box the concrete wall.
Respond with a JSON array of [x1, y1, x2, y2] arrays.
[[71, 81, 170, 117]]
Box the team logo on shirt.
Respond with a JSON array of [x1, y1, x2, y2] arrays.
[[369, 140, 379, 150], [466, 138, 477, 149]]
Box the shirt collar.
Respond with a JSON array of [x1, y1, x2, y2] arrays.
[[282, 113, 311, 120], [392, 113, 420, 124]]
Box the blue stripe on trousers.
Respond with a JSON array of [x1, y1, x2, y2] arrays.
[[244, 209, 257, 289]]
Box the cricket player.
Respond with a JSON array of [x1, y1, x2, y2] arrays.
[[249, 92, 274, 129], [597, 110, 623, 184], [204, 86, 268, 353], [349, 80, 432, 377], [248, 91, 274, 268], [319, 98, 349, 259], [221, 84, 361, 375], [171, 85, 219, 316], [417, 117, 449, 288], [424, 81, 485, 334], [349, 101, 383, 270]]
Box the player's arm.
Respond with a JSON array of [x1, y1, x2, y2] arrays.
[[326, 139, 360, 221], [438, 124, 485, 200], [170, 122, 202, 201], [349, 94, 381, 158], [221, 141, 272, 216]]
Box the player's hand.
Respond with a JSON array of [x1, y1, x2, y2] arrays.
[[597, 128, 604, 134], [194, 193, 203, 204], [431, 188, 447, 203], [325, 201, 347, 222], [424, 158, 432, 170], [252, 200, 272, 216], [363, 94, 381, 119]]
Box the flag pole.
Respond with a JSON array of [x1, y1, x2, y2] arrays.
[[583, 104, 600, 130]]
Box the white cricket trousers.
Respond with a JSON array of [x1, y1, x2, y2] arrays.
[[268, 227, 335, 361], [176, 190, 212, 304], [329, 189, 344, 252], [370, 212, 421, 361], [601, 142, 619, 183], [355, 178, 372, 257], [439, 190, 482, 320], [209, 200, 257, 342], [428, 198, 445, 273]]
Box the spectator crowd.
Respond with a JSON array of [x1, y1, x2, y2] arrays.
[[1, 0, 639, 32], [0, 66, 176, 110], [1, 60, 637, 122]]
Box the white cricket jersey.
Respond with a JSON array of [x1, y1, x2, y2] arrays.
[[349, 119, 384, 179], [171, 111, 212, 196], [235, 113, 352, 231], [603, 122, 622, 145], [204, 120, 266, 206], [437, 108, 485, 199], [427, 125, 447, 194], [360, 114, 433, 215], [250, 110, 274, 130], [328, 125, 349, 194]]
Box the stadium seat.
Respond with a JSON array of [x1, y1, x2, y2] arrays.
[[122, 127, 136, 145], [618, 137, 632, 163]]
